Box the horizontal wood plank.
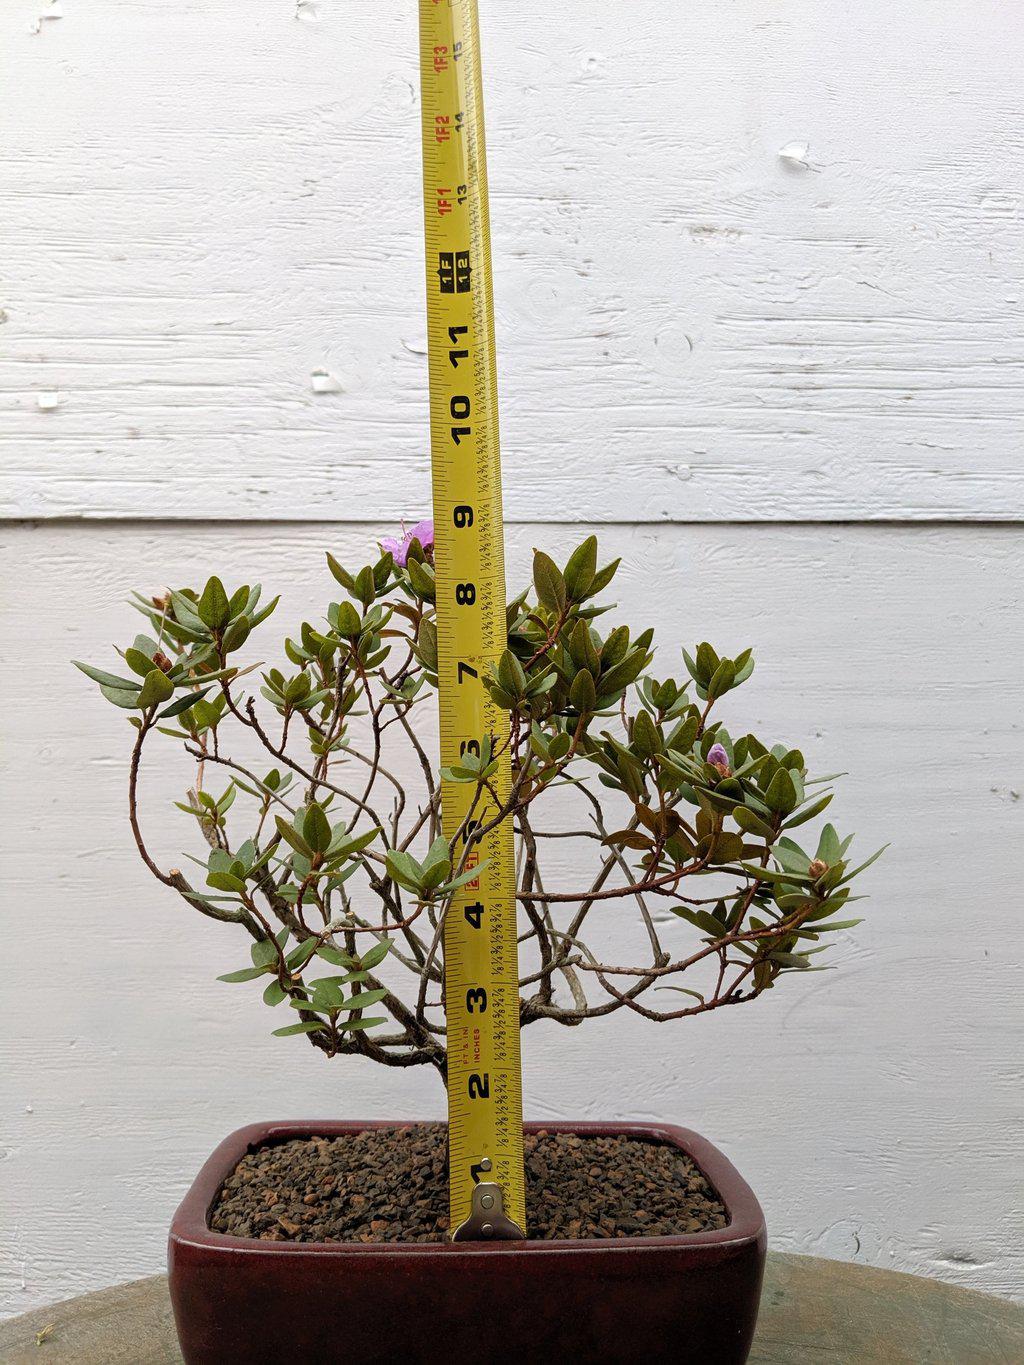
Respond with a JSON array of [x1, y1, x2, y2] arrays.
[[3, 3, 1024, 521]]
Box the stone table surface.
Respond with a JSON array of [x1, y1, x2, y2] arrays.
[[1, 1252, 1022, 1364]]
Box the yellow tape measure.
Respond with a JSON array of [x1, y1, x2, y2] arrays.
[[416, 0, 526, 1238]]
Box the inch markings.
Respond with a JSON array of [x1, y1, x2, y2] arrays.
[[416, 0, 526, 1238]]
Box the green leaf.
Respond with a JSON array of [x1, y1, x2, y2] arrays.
[[603, 829, 655, 851], [674, 908, 729, 937], [783, 791, 835, 829], [206, 871, 246, 893], [167, 590, 207, 633], [769, 951, 811, 969], [326, 826, 382, 864], [262, 979, 287, 1006], [250, 939, 278, 969], [222, 616, 251, 653], [316, 943, 354, 968], [303, 802, 331, 855], [326, 552, 354, 590], [406, 558, 436, 603], [587, 558, 620, 597], [198, 576, 231, 630], [124, 646, 155, 677], [251, 594, 280, 628], [564, 536, 597, 601], [217, 966, 267, 983], [353, 565, 375, 608], [568, 668, 597, 714], [763, 768, 798, 815], [288, 996, 324, 1014], [706, 660, 736, 701], [312, 979, 346, 1010], [101, 683, 142, 709], [597, 649, 649, 701], [157, 685, 215, 720], [74, 660, 139, 691], [802, 899, 849, 923], [734, 806, 776, 841], [533, 550, 566, 613], [359, 939, 392, 970], [130, 631, 160, 656], [286, 938, 321, 969], [631, 709, 662, 758], [739, 862, 814, 887], [733, 652, 755, 686], [694, 642, 719, 686], [272, 1021, 324, 1037], [496, 649, 528, 697], [342, 988, 388, 1011], [839, 844, 889, 883], [775, 892, 815, 910], [316, 971, 368, 989], [275, 815, 313, 858], [440, 765, 478, 783], [713, 831, 745, 864], [773, 838, 811, 874], [816, 823, 842, 865], [415, 618, 438, 672], [137, 668, 175, 710], [337, 1017, 386, 1032], [420, 834, 452, 873], [385, 848, 423, 892], [333, 599, 362, 637], [440, 860, 491, 894], [284, 673, 312, 705], [566, 619, 600, 674], [654, 986, 705, 1002], [227, 584, 250, 618]]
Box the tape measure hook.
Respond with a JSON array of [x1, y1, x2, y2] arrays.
[[451, 1181, 526, 1243]]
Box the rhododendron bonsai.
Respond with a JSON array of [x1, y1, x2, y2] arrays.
[[78, 532, 879, 1077], [78, 529, 881, 1364]]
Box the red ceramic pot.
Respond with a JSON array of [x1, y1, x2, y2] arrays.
[[169, 1120, 766, 1364]]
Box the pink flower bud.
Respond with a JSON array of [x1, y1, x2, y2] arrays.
[[707, 742, 731, 777]]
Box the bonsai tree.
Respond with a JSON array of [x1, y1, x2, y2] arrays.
[[77, 527, 881, 1082]]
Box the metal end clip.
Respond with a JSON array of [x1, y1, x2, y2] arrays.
[[451, 1160, 526, 1242]]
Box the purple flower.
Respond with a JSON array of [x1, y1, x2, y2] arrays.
[[707, 742, 729, 768], [381, 518, 434, 568]]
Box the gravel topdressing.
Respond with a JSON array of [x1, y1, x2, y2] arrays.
[[209, 1125, 728, 1243]]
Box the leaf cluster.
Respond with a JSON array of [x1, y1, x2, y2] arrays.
[[77, 534, 882, 1071]]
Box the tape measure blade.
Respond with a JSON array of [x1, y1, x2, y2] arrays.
[[417, 0, 526, 1237]]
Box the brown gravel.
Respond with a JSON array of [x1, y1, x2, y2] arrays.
[[209, 1125, 727, 1243]]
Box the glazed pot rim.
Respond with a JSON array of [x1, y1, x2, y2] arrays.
[[170, 1118, 765, 1258]]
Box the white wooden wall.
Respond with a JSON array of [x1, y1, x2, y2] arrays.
[[2, 0, 1022, 1320]]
